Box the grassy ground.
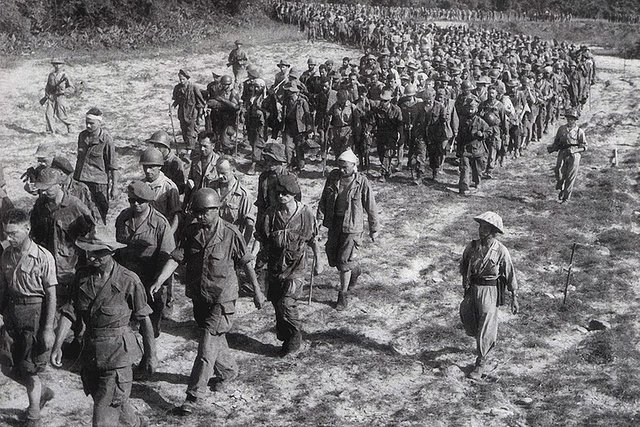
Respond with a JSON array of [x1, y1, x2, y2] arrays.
[[0, 26, 639, 427]]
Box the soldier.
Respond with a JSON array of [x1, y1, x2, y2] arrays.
[[73, 108, 118, 224], [172, 69, 206, 152], [206, 75, 241, 154], [505, 79, 528, 158], [457, 99, 490, 196], [314, 78, 338, 163], [50, 156, 101, 224], [43, 58, 73, 134], [211, 156, 255, 244], [145, 130, 187, 195], [459, 211, 519, 380], [430, 88, 457, 180], [21, 144, 54, 195], [242, 68, 268, 175], [256, 175, 321, 356], [51, 232, 157, 426], [139, 147, 181, 232], [317, 149, 379, 310], [227, 40, 249, 84], [282, 84, 313, 170], [184, 132, 220, 209], [478, 86, 507, 179], [371, 89, 403, 182], [149, 189, 265, 415], [397, 84, 421, 172], [327, 89, 357, 159], [273, 59, 291, 88], [411, 95, 441, 184], [115, 181, 176, 339], [30, 167, 95, 309], [0, 208, 58, 427], [547, 108, 587, 203]]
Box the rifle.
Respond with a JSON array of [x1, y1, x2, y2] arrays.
[[40, 75, 69, 106], [562, 243, 577, 305], [235, 110, 240, 157], [168, 103, 178, 145]]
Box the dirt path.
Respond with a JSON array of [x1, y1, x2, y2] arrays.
[[0, 35, 639, 427]]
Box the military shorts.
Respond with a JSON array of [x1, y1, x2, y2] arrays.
[[325, 226, 361, 272], [0, 298, 49, 376]]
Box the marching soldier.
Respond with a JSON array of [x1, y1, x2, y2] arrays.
[[172, 69, 206, 152], [51, 232, 157, 426], [371, 90, 403, 182], [43, 58, 73, 134], [149, 188, 265, 415]]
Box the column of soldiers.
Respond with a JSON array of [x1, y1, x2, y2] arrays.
[[1, 3, 598, 424], [268, 1, 595, 193]]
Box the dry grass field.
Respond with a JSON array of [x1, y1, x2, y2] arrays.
[[0, 26, 639, 427]]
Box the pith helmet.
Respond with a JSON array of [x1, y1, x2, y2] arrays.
[[473, 211, 504, 234]]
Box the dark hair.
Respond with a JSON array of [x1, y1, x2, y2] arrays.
[[198, 131, 216, 143], [3, 208, 30, 225]]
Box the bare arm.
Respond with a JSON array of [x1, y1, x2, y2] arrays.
[[51, 315, 72, 367], [242, 261, 265, 309], [138, 316, 157, 373], [149, 259, 180, 297]]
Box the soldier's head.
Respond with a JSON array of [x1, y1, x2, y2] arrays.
[[35, 144, 53, 168], [178, 69, 190, 85], [342, 57, 350, 67], [215, 156, 236, 185], [275, 175, 300, 206], [307, 57, 317, 72], [35, 167, 63, 201], [140, 147, 164, 182], [191, 188, 221, 225], [146, 130, 171, 157], [321, 78, 332, 93], [319, 64, 328, 78], [127, 180, 155, 216], [85, 108, 103, 134], [337, 149, 358, 177], [337, 89, 349, 105], [473, 211, 504, 240], [220, 75, 233, 89], [263, 143, 287, 171], [3, 208, 31, 249], [76, 231, 126, 270], [198, 132, 216, 157], [487, 85, 497, 101], [51, 58, 65, 71]]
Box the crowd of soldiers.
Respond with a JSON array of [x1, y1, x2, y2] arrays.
[[0, 1, 599, 425]]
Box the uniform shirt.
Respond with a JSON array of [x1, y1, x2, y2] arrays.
[[0, 240, 57, 299], [61, 261, 152, 369], [161, 152, 186, 194], [146, 172, 181, 222], [171, 219, 252, 305], [62, 176, 101, 223], [328, 101, 355, 127], [460, 238, 518, 291], [211, 178, 255, 233], [31, 193, 95, 284], [74, 128, 117, 185], [257, 202, 316, 281], [45, 72, 71, 97], [317, 169, 379, 234], [115, 206, 175, 285], [255, 168, 302, 229]]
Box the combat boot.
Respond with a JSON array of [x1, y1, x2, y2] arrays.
[[348, 266, 361, 290], [336, 291, 348, 311]]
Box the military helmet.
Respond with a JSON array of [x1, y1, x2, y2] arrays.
[[473, 211, 504, 234], [191, 188, 221, 210], [307, 57, 317, 65], [483, 111, 500, 127], [139, 147, 164, 166], [221, 75, 233, 85], [461, 80, 475, 91], [145, 130, 170, 148]]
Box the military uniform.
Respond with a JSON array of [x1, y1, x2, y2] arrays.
[[172, 79, 205, 149], [171, 219, 252, 400], [115, 206, 175, 336], [457, 115, 490, 194], [61, 262, 152, 427]]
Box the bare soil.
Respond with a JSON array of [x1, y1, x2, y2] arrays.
[[0, 31, 639, 427]]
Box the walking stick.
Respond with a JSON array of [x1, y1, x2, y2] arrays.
[[168, 104, 178, 145], [563, 243, 577, 305], [308, 256, 316, 305]]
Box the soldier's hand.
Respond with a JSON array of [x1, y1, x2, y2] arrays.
[[141, 356, 157, 375], [42, 328, 55, 352], [149, 282, 162, 301], [511, 296, 520, 314], [370, 231, 378, 242], [253, 291, 266, 310], [51, 347, 63, 368]]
